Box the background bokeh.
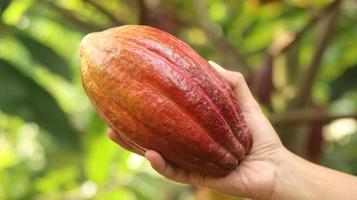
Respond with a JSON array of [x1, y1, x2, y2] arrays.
[[0, 0, 356, 199]]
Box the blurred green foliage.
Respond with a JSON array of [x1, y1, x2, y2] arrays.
[[0, 0, 356, 199]]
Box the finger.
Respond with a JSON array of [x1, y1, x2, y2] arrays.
[[108, 129, 144, 155], [108, 129, 130, 149], [208, 60, 241, 88], [209, 61, 261, 113], [144, 151, 237, 191], [145, 150, 178, 179], [145, 150, 208, 186]]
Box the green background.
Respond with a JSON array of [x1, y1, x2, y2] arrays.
[[0, 0, 356, 199]]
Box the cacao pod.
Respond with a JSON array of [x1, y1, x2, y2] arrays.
[[80, 25, 252, 176]]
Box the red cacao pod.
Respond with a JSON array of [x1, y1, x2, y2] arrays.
[[80, 25, 252, 176]]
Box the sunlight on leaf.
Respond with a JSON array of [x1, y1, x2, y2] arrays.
[[184, 27, 207, 46], [323, 118, 357, 142], [80, 180, 97, 199], [35, 166, 78, 193], [126, 153, 145, 170], [16, 123, 45, 170], [2, 0, 34, 25], [0, 135, 17, 171], [209, 1, 227, 22], [84, 133, 117, 183], [95, 187, 136, 200]]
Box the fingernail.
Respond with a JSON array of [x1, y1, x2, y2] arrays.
[[208, 60, 216, 65]]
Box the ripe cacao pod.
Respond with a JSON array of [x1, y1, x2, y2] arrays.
[[80, 25, 252, 176]]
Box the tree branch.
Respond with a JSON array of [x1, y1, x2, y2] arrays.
[[271, 111, 357, 126], [192, 0, 251, 77], [279, 6, 325, 54], [270, 0, 341, 56], [83, 0, 124, 25], [294, 0, 341, 107]]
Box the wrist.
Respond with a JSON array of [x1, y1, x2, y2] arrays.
[[269, 148, 293, 200], [271, 148, 323, 200]]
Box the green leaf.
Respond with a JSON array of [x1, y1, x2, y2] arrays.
[[330, 64, 357, 100], [84, 125, 117, 182], [0, 0, 11, 15], [11, 28, 72, 80], [320, 132, 357, 175], [94, 187, 136, 200], [0, 59, 79, 149], [126, 172, 186, 200], [83, 114, 123, 183]]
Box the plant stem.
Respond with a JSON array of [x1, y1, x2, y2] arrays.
[[294, 0, 341, 107], [272, 0, 341, 55], [270, 112, 357, 125], [192, 0, 251, 77]]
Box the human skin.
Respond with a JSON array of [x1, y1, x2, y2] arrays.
[[108, 61, 357, 200]]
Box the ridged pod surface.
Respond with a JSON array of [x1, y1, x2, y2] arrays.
[[80, 25, 252, 176]]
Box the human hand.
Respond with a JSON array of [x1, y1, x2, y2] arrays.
[[108, 61, 357, 200], [108, 61, 289, 199]]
